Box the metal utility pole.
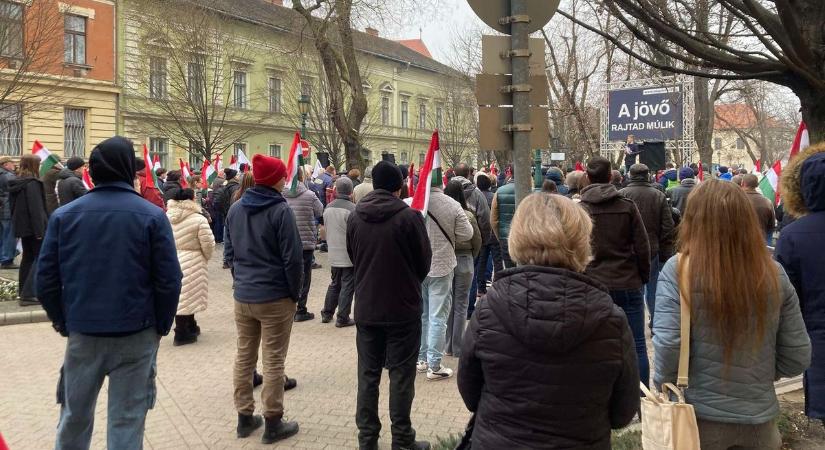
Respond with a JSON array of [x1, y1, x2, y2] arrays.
[[510, 0, 531, 204]]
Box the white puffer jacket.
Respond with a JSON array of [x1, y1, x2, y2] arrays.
[[167, 199, 215, 315]]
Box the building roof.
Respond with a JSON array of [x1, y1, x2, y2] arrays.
[[395, 39, 433, 58], [188, 0, 456, 75], [714, 103, 783, 130]]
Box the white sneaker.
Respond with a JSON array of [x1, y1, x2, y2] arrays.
[[416, 360, 428, 373], [426, 365, 453, 381]]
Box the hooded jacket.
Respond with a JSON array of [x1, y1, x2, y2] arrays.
[[284, 182, 324, 251], [776, 149, 825, 419], [9, 177, 48, 238], [425, 188, 474, 278], [323, 196, 355, 268], [167, 199, 215, 315], [659, 168, 678, 190], [0, 166, 16, 220], [225, 186, 303, 303], [580, 183, 651, 290], [620, 178, 675, 259], [452, 176, 492, 244], [666, 178, 696, 215], [458, 266, 640, 449], [41, 165, 61, 215], [162, 181, 183, 206], [56, 168, 88, 207], [347, 189, 431, 326]]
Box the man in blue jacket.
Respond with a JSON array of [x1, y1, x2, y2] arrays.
[[37, 136, 182, 450], [225, 153, 302, 444]]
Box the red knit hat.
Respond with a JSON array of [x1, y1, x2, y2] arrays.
[[252, 154, 287, 186]]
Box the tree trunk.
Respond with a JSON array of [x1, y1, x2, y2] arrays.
[[693, 77, 714, 166], [797, 87, 825, 144]]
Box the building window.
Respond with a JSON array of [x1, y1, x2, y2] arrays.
[[64, 108, 86, 157], [735, 137, 745, 150], [0, 103, 22, 156], [64, 15, 86, 65], [381, 97, 390, 126], [233, 142, 246, 157], [269, 77, 281, 113], [401, 100, 409, 128], [436, 105, 444, 129], [419, 153, 425, 166], [400, 151, 408, 164], [714, 137, 722, 150], [150, 137, 169, 168], [0, 2, 23, 58], [149, 57, 167, 100], [188, 60, 204, 104], [300, 79, 312, 97], [269, 144, 281, 158], [188, 141, 204, 168], [418, 104, 427, 129], [233, 70, 247, 109]]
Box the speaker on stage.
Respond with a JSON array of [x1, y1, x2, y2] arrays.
[[640, 141, 666, 172]]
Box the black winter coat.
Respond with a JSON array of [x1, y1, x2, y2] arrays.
[[620, 179, 674, 259], [458, 266, 640, 449], [9, 177, 48, 238], [347, 189, 431, 326], [162, 181, 183, 205], [56, 168, 88, 207]]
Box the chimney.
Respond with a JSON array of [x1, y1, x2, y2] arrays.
[[365, 27, 379, 37]]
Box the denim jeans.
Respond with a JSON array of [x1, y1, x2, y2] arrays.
[[419, 272, 454, 369], [610, 288, 650, 387], [0, 219, 15, 265], [644, 255, 661, 327], [446, 254, 474, 357], [475, 241, 503, 294], [56, 327, 159, 450]]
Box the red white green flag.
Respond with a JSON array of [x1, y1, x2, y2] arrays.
[[758, 160, 782, 206], [142, 144, 159, 188], [152, 154, 161, 171], [789, 121, 809, 161], [201, 159, 216, 188], [179, 159, 190, 188], [82, 168, 94, 190], [32, 140, 61, 177], [410, 130, 441, 215], [285, 132, 302, 194]]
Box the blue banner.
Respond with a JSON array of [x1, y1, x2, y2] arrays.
[[608, 86, 683, 141]]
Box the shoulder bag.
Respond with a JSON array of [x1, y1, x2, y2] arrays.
[[640, 256, 701, 450]]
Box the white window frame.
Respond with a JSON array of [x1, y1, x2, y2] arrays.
[[64, 108, 86, 157], [233, 70, 248, 109], [149, 137, 169, 169], [269, 144, 281, 158]]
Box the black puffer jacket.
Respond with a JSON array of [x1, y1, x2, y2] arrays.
[[56, 168, 88, 207], [458, 266, 640, 449], [9, 177, 48, 238], [620, 179, 674, 259]]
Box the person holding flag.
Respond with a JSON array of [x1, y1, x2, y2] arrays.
[[56, 157, 88, 207], [136, 146, 165, 210], [33, 141, 62, 215]]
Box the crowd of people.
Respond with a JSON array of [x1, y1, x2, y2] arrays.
[[2, 133, 823, 450]]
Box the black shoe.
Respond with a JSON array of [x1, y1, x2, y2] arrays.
[[261, 418, 299, 444], [284, 376, 297, 391], [311, 262, 322, 270], [18, 297, 39, 307], [1, 263, 18, 269], [223, 261, 231, 269], [294, 312, 315, 322], [321, 313, 333, 323], [319, 243, 328, 253], [394, 441, 431, 450], [335, 318, 355, 328], [237, 413, 264, 438], [173, 334, 197, 346], [253, 370, 263, 388]]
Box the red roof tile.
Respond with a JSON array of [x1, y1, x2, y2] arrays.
[[395, 39, 433, 58]]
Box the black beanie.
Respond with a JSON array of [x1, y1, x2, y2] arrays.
[[66, 156, 85, 171], [224, 168, 238, 180], [89, 136, 136, 185], [372, 160, 403, 192]]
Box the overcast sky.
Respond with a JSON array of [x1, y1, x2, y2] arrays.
[[395, 0, 486, 64]]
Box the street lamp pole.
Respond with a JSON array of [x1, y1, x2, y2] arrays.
[[298, 93, 310, 163]]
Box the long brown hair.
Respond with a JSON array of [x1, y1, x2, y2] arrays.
[[678, 180, 779, 363], [232, 172, 255, 204], [18, 154, 41, 178]]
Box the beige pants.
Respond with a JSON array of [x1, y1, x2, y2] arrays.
[[697, 418, 781, 450], [233, 300, 296, 420]]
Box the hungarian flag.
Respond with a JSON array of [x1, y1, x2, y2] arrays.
[[237, 148, 251, 172], [82, 168, 94, 190], [142, 144, 159, 188], [179, 159, 190, 188], [754, 159, 761, 173], [758, 160, 782, 206], [575, 161, 584, 172], [698, 162, 705, 182], [229, 155, 238, 171], [408, 162, 416, 197], [213, 155, 222, 174], [32, 140, 61, 177], [284, 132, 302, 194], [152, 154, 161, 171], [789, 121, 810, 161], [410, 131, 441, 215], [201, 159, 217, 188]]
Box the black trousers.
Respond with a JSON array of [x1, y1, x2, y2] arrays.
[[174, 314, 197, 339], [499, 238, 515, 269], [19, 236, 42, 298], [322, 267, 355, 320], [297, 250, 313, 314], [475, 240, 503, 294], [356, 321, 421, 449]]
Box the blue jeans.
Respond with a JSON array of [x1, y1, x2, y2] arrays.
[[56, 328, 160, 450], [644, 255, 661, 327], [0, 219, 15, 264], [446, 255, 474, 357], [419, 272, 454, 369], [610, 289, 650, 387]]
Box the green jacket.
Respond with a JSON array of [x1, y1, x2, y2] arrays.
[[492, 182, 516, 242]]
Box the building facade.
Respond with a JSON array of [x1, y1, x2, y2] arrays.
[[0, 0, 117, 160], [712, 103, 794, 171]]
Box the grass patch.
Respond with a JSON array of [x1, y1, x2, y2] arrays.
[[0, 279, 17, 301]]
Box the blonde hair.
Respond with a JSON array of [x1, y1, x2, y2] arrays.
[[508, 193, 593, 272]]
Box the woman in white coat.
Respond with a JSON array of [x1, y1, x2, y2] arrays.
[[167, 188, 215, 346]]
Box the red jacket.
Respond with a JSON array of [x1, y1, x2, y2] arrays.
[[137, 170, 165, 210]]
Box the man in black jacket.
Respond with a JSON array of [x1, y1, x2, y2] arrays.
[[619, 163, 674, 326], [0, 157, 17, 268], [580, 156, 651, 387], [347, 161, 432, 450], [161, 170, 183, 206], [225, 154, 301, 445], [56, 157, 88, 207]]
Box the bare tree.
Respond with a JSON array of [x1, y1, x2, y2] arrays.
[[429, 76, 478, 168], [565, 0, 825, 142], [125, 0, 269, 162]]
